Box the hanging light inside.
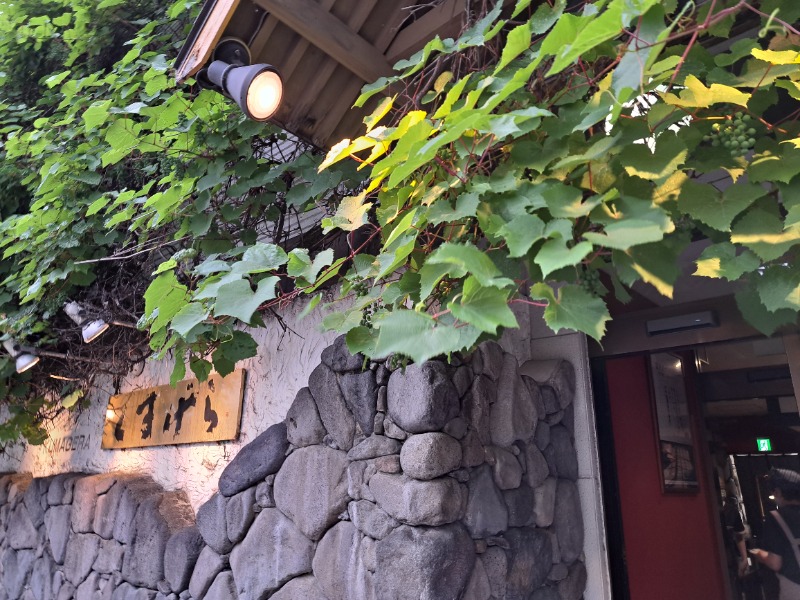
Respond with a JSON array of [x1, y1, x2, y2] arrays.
[[206, 60, 283, 121], [64, 301, 109, 344], [2, 338, 40, 374]]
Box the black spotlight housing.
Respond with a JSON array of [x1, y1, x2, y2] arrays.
[[207, 60, 283, 121]]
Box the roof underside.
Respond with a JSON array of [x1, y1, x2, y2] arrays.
[[176, 0, 468, 149]]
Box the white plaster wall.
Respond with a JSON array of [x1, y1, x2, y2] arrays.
[[0, 297, 613, 600], [501, 304, 613, 600], [0, 300, 338, 511]]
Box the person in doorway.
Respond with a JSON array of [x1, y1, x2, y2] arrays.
[[751, 468, 800, 599]]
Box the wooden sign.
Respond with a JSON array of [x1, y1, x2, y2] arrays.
[[102, 370, 245, 449]]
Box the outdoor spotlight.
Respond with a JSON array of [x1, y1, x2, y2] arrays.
[[2, 338, 40, 374], [64, 301, 109, 344], [206, 60, 283, 121]]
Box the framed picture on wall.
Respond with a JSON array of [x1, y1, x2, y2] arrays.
[[650, 353, 699, 493]]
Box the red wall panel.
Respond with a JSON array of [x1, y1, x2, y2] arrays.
[[606, 355, 727, 600]]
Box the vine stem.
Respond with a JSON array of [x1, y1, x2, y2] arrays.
[[510, 298, 549, 308]]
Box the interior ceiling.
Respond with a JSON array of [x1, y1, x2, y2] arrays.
[[176, 0, 470, 149]]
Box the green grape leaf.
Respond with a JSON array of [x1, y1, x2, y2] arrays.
[[371, 310, 482, 363], [449, 280, 517, 334], [693, 243, 760, 280], [213, 277, 279, 324], [529, 283, 611, 341]]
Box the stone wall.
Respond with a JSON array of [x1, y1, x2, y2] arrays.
[[0, 338, 585, 600]]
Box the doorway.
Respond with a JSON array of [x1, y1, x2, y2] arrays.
[[592, 334, 800, 600]]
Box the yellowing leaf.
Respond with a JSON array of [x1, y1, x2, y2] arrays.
[[751, 48, 800, 65], [662, 75, 749, 108]]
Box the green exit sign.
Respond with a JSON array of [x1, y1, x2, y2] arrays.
[[757, 438, 772, 452]]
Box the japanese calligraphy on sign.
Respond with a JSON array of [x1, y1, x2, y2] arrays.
[[101, 370, 245, 449]]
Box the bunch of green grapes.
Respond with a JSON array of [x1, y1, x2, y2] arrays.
[[350, 277, 369, 296], [703, 112, 757, 158], [579, 267, 603, 296], [360, 301, 381, 329]]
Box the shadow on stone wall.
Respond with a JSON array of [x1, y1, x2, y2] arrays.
[[0, 338, 586, 600]]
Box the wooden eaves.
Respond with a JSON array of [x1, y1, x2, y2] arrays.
[[175, 0, 470, 150]]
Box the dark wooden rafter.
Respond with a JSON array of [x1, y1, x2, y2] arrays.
[[251, 0, 393, 83], [174, 0, 476, 148], [175, 0, 240, 83]]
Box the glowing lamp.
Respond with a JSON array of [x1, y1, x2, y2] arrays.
[[64, 301, 109, 344], [207, 60, 283, 121], [2, 338, 40, 374]]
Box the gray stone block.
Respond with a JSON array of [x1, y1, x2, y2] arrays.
[[188, 546, 227, 599], [523, 360, 575, 409], [534, 421, 551, 451], [481, 546, 508, 598], [93, 538, 125, 574], [444, 417, 468, 440], [44, 505, 71, 564], [123, 490, 194, 589], [463, 465, 507, 539], [274, 445, 349, 541], [310, 363, 357, 451], [462, 557, 492, 600], [4, 547, 36, 599], [71, 474, 116, 534], [30, 554, 54, 600], [533, 477, 558, 528], [382, 417, 407, 441], [113, 478, 164, 545], [226, 486, 257, 544], [271, 575, 329, 600], [23, 478, 46, 528], [549, 425, 578, 481], [504, 482, 535, 527], [473, 342, 505, 381], [486, 446, 523, 490], [387, 361, 459, 434], [523, 441, 550, 490], [164, 525, 204, 593], [321, 334, 365, 373], [313, 521, 375, 600], [63, 533, 101, 585], [218, 422, 289, 497], [347, 435, 401, 461], [7, 503, 38, 549], [75, 572, 100, 600], [369, 473, 465, 527], [230, 508, 314, 599], [375, 523, 474, 600], [505, 527, 553, 600], [461, 430, 485, 468], [255, 480, 275, 509], [94, 476, 135, 539], [558, 561, 587, 600], [286, 387, 327, 448], [452, 365, 474, 398], [463, 376, 494, 445], [490, 353, 537, 447], [374, 455, 401, 474], [46, 474, 72, 506], [400, 433, 462, 480], [196, 492, 232, 554], [554, 479, 583, 564], [339, 370, 378, 437], [348, 500, 399, 540], [531, 587, 561, 600], [205, 570, 237, 600]]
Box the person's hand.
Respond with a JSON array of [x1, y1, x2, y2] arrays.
[[738, 556, 748, 577]]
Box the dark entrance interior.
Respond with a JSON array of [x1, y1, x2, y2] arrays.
[[592, 334, 800, 600]]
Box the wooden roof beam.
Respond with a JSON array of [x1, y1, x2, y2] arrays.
[[385, 0, 466, 65], [251, 0, 393, 83], [175, 0, 240, 83]]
